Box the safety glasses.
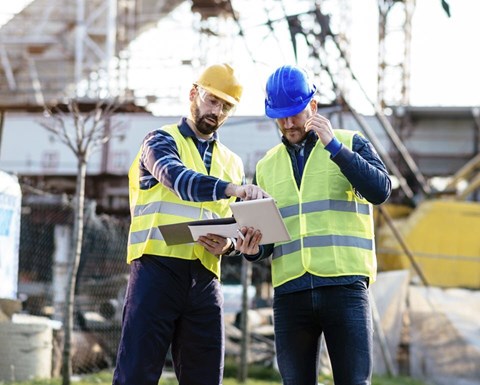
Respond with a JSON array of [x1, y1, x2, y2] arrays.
[[197, 87, 236, 116]]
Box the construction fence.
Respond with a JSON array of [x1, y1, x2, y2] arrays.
[[0, 185, 273, 381]]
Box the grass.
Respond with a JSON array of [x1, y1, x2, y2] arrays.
[[2, 365, 427, 385]]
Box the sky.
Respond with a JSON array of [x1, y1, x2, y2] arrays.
[[1, 0, 479, 116], [0, 0, 32, 24], [397, 0, 480, 106], [128, 0, 480, 115]]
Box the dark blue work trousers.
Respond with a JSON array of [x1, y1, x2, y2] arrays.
[[112, 255, 224, 385], [273, 279, 373, 385]]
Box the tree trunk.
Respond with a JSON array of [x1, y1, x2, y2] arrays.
[[61, 158, 87, 385]]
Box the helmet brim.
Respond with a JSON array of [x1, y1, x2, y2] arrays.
[[265, 97, 312, 119]]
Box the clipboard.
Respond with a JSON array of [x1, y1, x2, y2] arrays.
[[158, 217, 235, 245], [158, 198, 290, 245]]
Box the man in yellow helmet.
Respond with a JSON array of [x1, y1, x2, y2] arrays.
[[237, 65, 392, 385], [112, 63, 267, 385]]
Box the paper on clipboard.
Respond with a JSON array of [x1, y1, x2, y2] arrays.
[[159, 217, 235, 245], [159, 197, 290, 245], [188, 222, 239, 241]]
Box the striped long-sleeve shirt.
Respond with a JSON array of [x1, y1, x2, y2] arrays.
[[138, 117, 241, 202]]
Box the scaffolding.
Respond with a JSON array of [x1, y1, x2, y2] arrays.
[[0, 0, 184, 107]]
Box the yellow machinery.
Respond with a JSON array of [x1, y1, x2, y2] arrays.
[[376, 156, 480, 289]]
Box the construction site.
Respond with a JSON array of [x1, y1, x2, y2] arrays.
[[0, 0, 479, 384]]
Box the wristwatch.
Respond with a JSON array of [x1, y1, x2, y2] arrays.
[[223, 237, 236, 256]]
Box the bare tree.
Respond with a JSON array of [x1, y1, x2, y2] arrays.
[[39, 98, 125, 385]]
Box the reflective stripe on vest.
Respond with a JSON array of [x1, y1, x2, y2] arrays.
[[129, 202, 221, 245], [127, 124, 244, 278], [132, 201, 220, 228], [256, 129, 376, 287], [279, 199, 371, 218], [273, 234, 373, 259]]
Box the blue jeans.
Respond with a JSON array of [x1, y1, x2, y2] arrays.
[[273, 280, 373, 385]]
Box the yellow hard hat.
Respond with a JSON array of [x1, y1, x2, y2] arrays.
[[194, 63, 243, 105]]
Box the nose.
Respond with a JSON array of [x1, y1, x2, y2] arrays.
[[209, 101, 223, 115], [283, 117, 294, 129]]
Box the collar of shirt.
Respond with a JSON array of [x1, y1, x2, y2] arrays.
[[282, 130, 317, 155]]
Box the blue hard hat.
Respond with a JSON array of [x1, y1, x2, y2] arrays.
[[265, 65, 317, 118]]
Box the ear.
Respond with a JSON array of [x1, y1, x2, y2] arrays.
[[310, 99, 318, 114], [189, 86, 197, 102]]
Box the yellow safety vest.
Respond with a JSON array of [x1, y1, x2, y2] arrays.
[[127, 124, 244, 278], [256, 129, 376, 287]]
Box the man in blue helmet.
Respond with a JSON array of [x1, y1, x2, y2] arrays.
[[236, 65, 392, 385]]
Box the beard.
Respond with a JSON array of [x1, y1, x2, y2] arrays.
[[191, 104, 221, 136], [280, 107, 313, 144]]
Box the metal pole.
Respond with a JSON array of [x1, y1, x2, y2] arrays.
[[106, 0, 118, 95], [370, 291, 397, 377], [0, 110, 4, 159], [378, 205, 429, 286], [75, 0, 86, 90], [238, 258, 252, 383]]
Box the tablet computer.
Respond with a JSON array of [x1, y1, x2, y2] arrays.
[[230, 197, 290, 245]]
